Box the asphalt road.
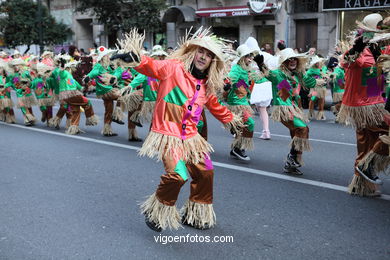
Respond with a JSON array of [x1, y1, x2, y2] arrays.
[[0, 97, 389, 260]]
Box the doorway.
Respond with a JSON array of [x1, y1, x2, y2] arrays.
[[295, 19, 317, 52]]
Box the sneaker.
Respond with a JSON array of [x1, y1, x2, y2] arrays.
[[259, 130, 271, 140], [131, 120, 143, 127], [103, 132, 118, 137], [286, 153, 301, 168], [231, 148, 250, 161], [144, 215, 162, 232], [355, 165, 383, 185], [283, 163, 303, 175], [112, 118, 125, 125], [128, 137, 143, 142]]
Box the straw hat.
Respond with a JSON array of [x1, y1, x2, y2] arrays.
[[236, 44, 254, 59], [245, 37, 261, 54], [278, 48, 307, 66], [35, 62, 54, 75], [96, 46, 115, 62], [309, 55, 325, 68], [151, 45, 168, 57], [9, 58, 27, 66], [356, 13, 385, 33], [41, 51, 54, 58], [65, 60, 81, 69], [12, 49, 21, 57]]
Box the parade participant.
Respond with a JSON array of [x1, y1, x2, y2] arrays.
[[84, 46, 120, 136], [0, 60, 16, 123], [327, 56, 345, 118], [338, 13, 390, 196], [58, 58, 98, 135], [68, 45, 93, 96], [225, 44, 255, 161], [30, 63, 55, 125], [111, 28, 242, 232], [6, 58, 37, 126], [255, 48, 310, 175], [47, 54, 72, 129], [41, 51, 55, 67], [11, 49, 21, 59], [303, 56, 327, 120]]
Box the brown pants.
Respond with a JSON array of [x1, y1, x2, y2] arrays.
[[101, 89, 121, 124], [355, 123, 389, 175], [281, 119, 310, 156], [56, 103, 72, 120], [155, 154, 214, 206], [309, 97, 325, 112], [64, 95, 94, 126]]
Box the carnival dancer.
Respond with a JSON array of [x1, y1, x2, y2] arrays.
[[304, 56, 328, 120], [58, 58, 98, 135], [31, 63, 55, 125], [338, 13, 390, 196], [255, 48, 311, 175], [84, 46, 120, 136], [47, 55, 72, 129], [327, 57, 345, 118], [0, 60, 16, 123], [225, 44, 255, 161], [6, 58, 37, 126], [111, 28, 242, 232], [41, 51, 55, 67]]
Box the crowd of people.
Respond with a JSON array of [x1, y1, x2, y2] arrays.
[[1, 13, 390, 232]]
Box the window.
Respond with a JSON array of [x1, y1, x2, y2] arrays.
[[294, 0, 318, 13]]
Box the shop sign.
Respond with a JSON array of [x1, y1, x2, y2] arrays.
[[323, 0, 390, 11], [249, 0, 268, 13]]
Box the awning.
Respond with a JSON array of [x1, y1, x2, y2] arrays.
[[195, 4, 274, 18], [162, 5, 196, 23]]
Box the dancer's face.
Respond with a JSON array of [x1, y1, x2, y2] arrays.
[[193, 47, 214, 72], [243, 53, 254, 67], [287, 58, 298, 70]]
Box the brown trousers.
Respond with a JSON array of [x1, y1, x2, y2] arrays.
[[355, 123, 389, 175], [56, 103, 72, 120], [281, 119, 309, 155], [64, 95, 94, 126], [309, 97, 325, 112], [155, 155, 214, 206], [101, 89, 121, 124]]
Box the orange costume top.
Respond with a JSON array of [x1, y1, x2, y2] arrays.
[[135, 56, 237, 163]]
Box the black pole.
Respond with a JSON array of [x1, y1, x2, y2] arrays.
[[37, 0, 44, 55]]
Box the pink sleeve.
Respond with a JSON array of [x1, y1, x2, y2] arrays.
[[134, 56, 175, 81], [205, 94, 234, 124]]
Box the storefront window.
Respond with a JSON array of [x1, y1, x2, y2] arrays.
[[340, 10, 388, 41], [294, 0, 318, 13]]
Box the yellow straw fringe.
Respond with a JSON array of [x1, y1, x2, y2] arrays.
[[231, 136, 254, 150], [290, 136, 311, 152], [271, 105, 307, 123], [139, 131, 214, 165], [332, 92, 344, 103], [337, 103, 388, 129], [180, 200, 216, 229], [120, 91, 143, 112], [348, 175, 377, 196], [357, 151, 390, 174], [140, 193, 182, 230]]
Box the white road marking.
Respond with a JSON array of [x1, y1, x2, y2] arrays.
[[254, 132, 356, 146], [2, 122, 389, 201]]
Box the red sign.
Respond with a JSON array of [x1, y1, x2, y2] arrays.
[[195, 4, 273, 18]]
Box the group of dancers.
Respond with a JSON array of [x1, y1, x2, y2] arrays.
[[1, 13, 389, 232]]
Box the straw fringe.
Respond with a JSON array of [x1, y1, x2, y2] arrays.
[[86, 115, 99, 126], [271, 105, 307, 122], [316, 110, 326, 120], [116, 29, 145, 67], [98, 88, 121, 100], [231, 136, 254, 150], [379, 135, 390, 145], [112, 106, 124, 121], [332, 92, 344, 103], [139, 131, 214, 164], [17, 96, 38, 108], [5, 114, 16, 124], [310, 87, 326, 99], [0, 111, 4, 121], [48, 116, 61, 128], [37, 96, 55, 106], [223, 113, 244, 135], [59, 90, 83, 101], [180, 200, 216, 229], [139, 101, 155, 122], [290, 136, 311, 152], [140, 193, 182, 230], [337, 103, 388, 129], [129, 110, 141, 122], [65, 125, 82, 135], [1, 98, 13, 108], [226, 105, 254, 116], [357, 151, 390, 174], [120, 91, 143, 112], [65, 118, 71, 129], [101, 123, 114, 135], [348, 174, 377, 196]]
